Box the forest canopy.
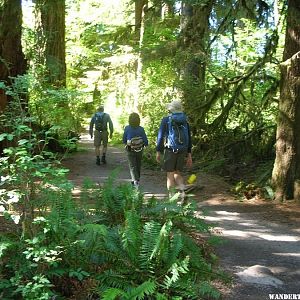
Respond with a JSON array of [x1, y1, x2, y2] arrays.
[[1, 0, 300, 299]]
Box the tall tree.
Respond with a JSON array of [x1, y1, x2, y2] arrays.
[[272, 0, 300, 202], [0, 0, 27, 110], [134, 0, 148, 111], [35, 0, 66, 87], [178, 0, 213, 131]]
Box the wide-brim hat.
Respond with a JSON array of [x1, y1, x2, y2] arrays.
[[166, 100, 183, 113]]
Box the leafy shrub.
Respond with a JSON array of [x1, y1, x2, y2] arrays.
[[1, 171, 223, 299]]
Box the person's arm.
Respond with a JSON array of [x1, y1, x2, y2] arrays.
[[108, 115, 114, 138], [89, 115, 95, 138], [156, 117, 166, 162], [156, 117, 166, 153], [142, 128, 148, 146], [122, 126, 128, 145]]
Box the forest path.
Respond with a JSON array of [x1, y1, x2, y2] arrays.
[[62, 132, 300, 300]]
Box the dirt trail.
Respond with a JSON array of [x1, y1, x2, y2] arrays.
[[63, 132, 300, 300]]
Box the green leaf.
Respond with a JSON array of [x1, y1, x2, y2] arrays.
[[101, 288, 125, 300], [0, 242, 12, 257], [7, 134, 14, 141], [126, 280, 156, 300], [0, 133, 7, 141], [18, 139, 29, 146]]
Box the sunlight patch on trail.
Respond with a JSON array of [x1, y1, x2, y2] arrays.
[[273, 252, 300, 257], [259, 234, 299, 242]]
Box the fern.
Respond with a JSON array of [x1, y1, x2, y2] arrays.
[[101, 287, 125, 300], [100, 280, 157, 300], [166, 232, 184, 267], [163, 256, 190, 288], [199, 281, 221, 299], [150, 220, 172, 261], [125, 280, 157, 300], [180, 235, 210, 273], [139, 221, 164, 271], [96, 269, 134, 292], [121, 210, 142, 261]]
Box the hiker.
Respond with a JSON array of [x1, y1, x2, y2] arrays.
[[156, 100, 192, 197], [123, 112, 148, 188], [89, 105, 114, 165]]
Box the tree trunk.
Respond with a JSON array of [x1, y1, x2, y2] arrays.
[[272, 0, 300, 202], [0, 0, 27, 110], [134, 0, 148, 112], [135, 0, 147, 39], [36, 0, 66, 87], [178, 0, 213, 130]]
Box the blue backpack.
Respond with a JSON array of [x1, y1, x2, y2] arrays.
[[166, 112, 189, 152]]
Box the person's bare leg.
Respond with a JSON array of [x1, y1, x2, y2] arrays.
[[95, 146, 100, 157], [167, 171, 176, 197], [174, 172, 184, 190], [174, 171, 185, 201]]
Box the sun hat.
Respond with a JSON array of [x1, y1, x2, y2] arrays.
[[166, 100, 183, 113]]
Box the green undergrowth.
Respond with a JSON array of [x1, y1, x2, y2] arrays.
[[0, 169, 227, 299]]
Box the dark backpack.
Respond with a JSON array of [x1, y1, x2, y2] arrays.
[[94, 112, 105, 131], [128, 136, 144, 152], [166, 112, 189, 152]]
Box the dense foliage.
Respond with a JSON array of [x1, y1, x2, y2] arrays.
[[5, 1, 284, 187], [1, 1, 298, 298], [0, 136, 224, 299]]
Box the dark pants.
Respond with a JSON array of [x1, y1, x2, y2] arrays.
[[163, 148, 187, 172], [127, 150, 143, 182]]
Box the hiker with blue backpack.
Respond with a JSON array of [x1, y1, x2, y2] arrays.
[[123, 112, 148, 188], [156, 100, 192, 198], [89, 105, 114, 165]]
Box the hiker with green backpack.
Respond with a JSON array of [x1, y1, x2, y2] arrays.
[[89, 105, 114, 165], [123, 112, 148, 188], [156, 100, 192, 198]]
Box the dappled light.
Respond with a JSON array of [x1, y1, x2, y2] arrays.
[[1, 0, 300, 299]]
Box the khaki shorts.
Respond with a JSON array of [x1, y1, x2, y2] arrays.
[[94, 130, 108, 147], [162, 148, 187, 172]]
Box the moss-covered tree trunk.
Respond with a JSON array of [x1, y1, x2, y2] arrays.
[[272, 0, 300, 202], [0, 0, 27, 110], [134, 0, 148, 112], [178, 0, 213, 131], [36, 0, 66, 87]]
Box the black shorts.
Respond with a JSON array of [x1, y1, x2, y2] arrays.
[[162, 148, 187, 172]]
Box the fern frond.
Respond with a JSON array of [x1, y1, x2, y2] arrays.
[[163, 256, 189, 289], [96, 269, 133, 291], [139, 221, 162, 271], [82, 223, 108, 236], [199, 281, 221, 299], [166, 232, 184, 266], [122, 210, 142, 261], [150, 220, 172, 261], [101, 287, 125, 300], [181, 235, 209, 272], [125, 280, 157, 300]]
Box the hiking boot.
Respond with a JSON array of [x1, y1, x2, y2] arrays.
[[96, 157, 100, 165], [101, 155, 106, 164]]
